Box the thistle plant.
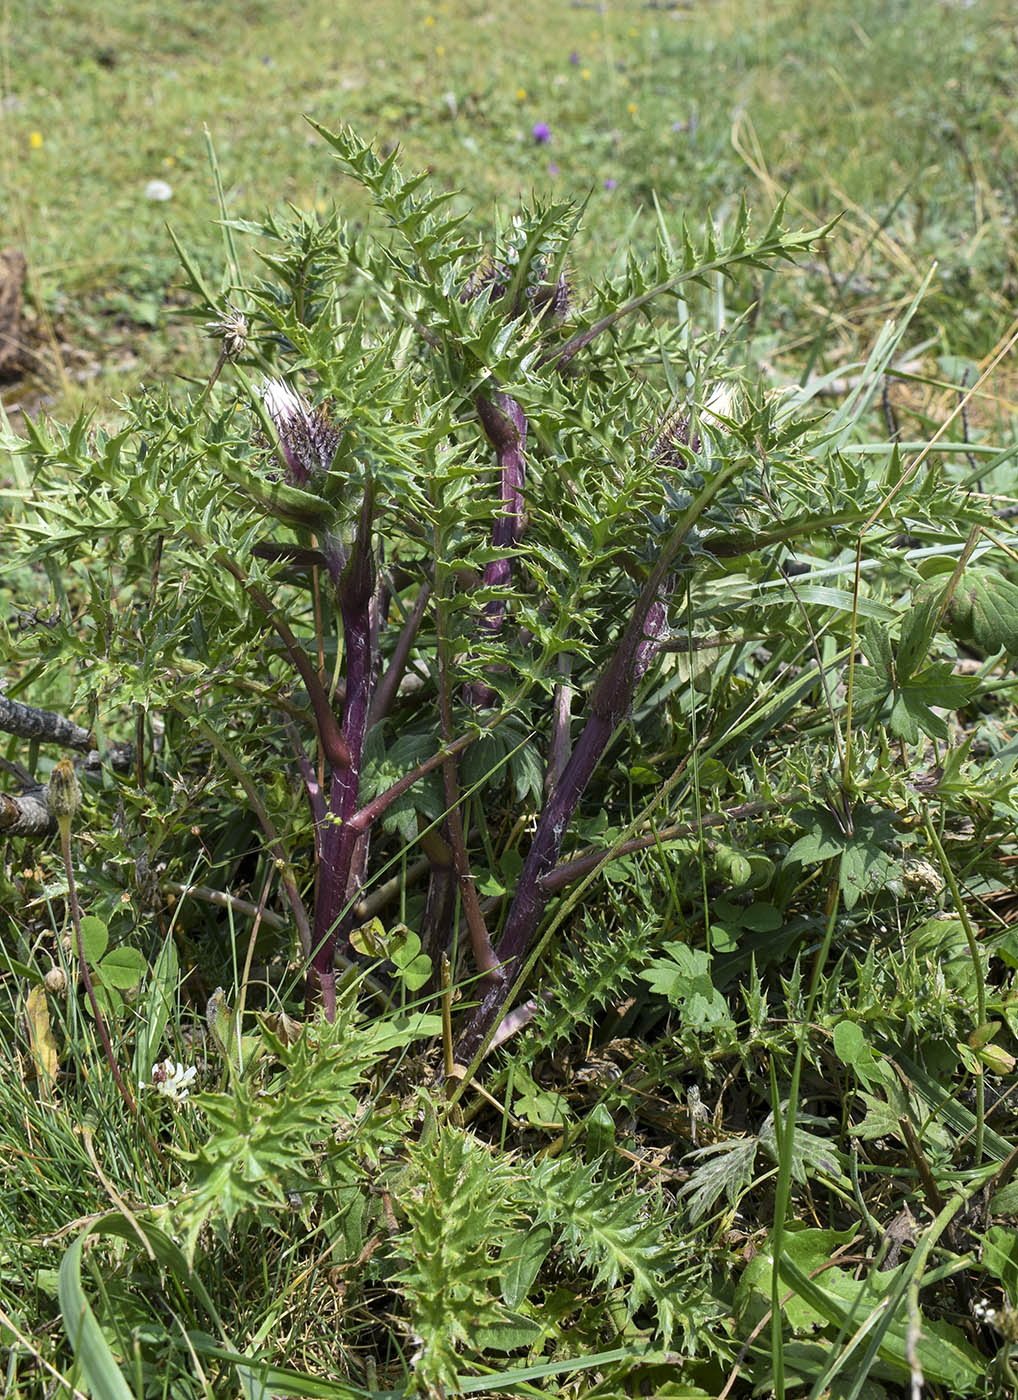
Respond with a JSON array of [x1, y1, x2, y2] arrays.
[[9, 125, 898, 1069], [9, 120, 1012, 1399]]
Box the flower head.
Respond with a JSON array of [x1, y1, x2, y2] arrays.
[[532, 121, 551, 145], [603, 177, 617, 190], [204, 304, 249, 361], [260, 378, 343, 485], [645, 383, 735, 470], [144, 1058, 197, 1103]]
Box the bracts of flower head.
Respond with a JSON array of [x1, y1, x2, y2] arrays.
[[644, 382, 735, 471], [203, 304, 249, 392], [258, 378, 349, 584], [464, 392, 528, 709]]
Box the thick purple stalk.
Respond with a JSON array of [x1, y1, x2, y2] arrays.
[[545, 659, 573, 798], [453, 583, 671, 1066], [311, 484, 377, 1017], [464, 393, 527, 708], [284, 717, 325, 849], [368, 583, 431, 727]]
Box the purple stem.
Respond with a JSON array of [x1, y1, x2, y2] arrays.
[[311, 483, 377, 1018], [417, 822, 457, 987], [284, 716, 326, 851], [219, 556, 351, 774], [464, 393, 527, 708], [545, 658, 574, 798], [453, 579, 672, 1066], [541, 797, 792, 896], [368, 583, 432, 727]]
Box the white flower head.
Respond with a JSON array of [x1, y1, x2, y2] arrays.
[[204, 304, 248, 360], [144, 1058, 197, 1104]]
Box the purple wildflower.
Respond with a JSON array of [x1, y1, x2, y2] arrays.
[[603, 177, 617, 190], [532, 121, 551, 144], [548, 161, 560, 175], [569, 50, 580, 64]]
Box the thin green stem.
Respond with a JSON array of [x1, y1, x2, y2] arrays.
[[923, 808, 986, 1164]]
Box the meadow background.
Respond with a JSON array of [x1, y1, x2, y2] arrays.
[[5, 1, 1018, 1397]]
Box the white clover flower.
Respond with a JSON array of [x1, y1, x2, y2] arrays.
[[143, 1058, 197, 1103]]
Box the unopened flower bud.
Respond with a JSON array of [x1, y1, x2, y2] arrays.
[[46, 759, 82, 825], [44, 965, 67, 994], [645, 383, 735, 470]]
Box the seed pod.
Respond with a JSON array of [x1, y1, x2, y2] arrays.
[[46, 758, 82, 824]]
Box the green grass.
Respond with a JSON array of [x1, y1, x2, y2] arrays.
[[5, 0, 1018, 415]]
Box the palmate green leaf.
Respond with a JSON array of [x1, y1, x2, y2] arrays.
[[757, 1108, 847, 1187], [886, 662, 978, 743], [639, 943, 733, 1028], [785, 804, 903, 910], [940, 565, 1018, 658], [679, 1136, 759, 1223]]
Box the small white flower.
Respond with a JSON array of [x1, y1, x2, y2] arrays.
[[144, 1058, 197, 1103], [144, 179, 173, 202], [973, 1298, 998, 1326]]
